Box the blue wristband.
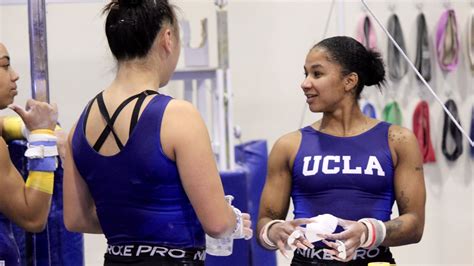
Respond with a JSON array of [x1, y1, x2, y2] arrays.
[[29, 140, 57, 147], [28, 157, 57, 172]]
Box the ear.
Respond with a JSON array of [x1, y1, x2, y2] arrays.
[[161, 27, 173, 54], [343, 73, 358, 93]]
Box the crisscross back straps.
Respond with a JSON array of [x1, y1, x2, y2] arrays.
[[413, 101, 436, 163], [84, 90, 158, 152], [436, 9, 460, 72]]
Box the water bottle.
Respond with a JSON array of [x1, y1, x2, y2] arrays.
[[205, 195, 235, 256]]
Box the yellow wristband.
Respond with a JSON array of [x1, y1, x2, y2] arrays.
[[31, 129, 55, 135], [25, 171, 54, 195], [54, 125, 62, 131], [3, 116, 24, 140]]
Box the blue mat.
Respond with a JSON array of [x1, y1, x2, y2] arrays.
[[206, 140, 276, 266]]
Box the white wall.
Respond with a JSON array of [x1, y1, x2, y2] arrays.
[[0, 0, 473, 265]]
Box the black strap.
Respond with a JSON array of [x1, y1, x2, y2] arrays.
[[83, 98, 95, 134], [87, 90, 158, 152], [415, 13, 431, 82], [442, 99, 463, 161], [129, 90, 158, 136], [95, 93, 127, 151]]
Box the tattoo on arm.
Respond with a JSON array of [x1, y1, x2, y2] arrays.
[[385, 219, 404, 242], [415, 165, 423, 172], [265, 207, 282, 220], [397, 190, 410, 214], [384, 190, 411, 244]]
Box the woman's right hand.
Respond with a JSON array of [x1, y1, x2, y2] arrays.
[[9, 99, 58, 131], [267, 218, 314, 258]]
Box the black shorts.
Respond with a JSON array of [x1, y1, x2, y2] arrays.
[[291, 246, 396, 266], [104, 244, 206, 266]]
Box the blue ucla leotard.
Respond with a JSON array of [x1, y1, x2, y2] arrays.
[[291, 122, 395, 223]]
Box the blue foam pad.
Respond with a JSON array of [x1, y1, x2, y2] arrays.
[[235, 140, 276, 266], [206, 169, 250, 266]]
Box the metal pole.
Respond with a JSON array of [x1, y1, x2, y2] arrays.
[[26, 1, 52, 265], [28, 0, 50, 103], [216, 0, 235, 170]]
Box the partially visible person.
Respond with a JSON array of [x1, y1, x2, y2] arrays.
[[257, 36, 425, 265], [63, 0, 251, 265], [0, 42, 59, 265]]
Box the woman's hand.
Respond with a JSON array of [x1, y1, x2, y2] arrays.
[[268, 218, 314, 258], [241, 213, 253, 240], [9, 99, 58, 131], [321, 218, 367, 262]]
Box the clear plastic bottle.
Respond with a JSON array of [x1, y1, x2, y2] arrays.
[[205, 195, 235, 256]]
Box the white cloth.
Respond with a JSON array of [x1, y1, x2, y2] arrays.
[[305, 214, 338, 243], [287, 214, 339, 250]]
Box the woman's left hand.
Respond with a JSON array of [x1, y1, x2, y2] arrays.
[[320, 218, 367, 262], [241, 213, 253, 240]]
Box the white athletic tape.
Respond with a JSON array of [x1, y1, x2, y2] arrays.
[[231, 206, 244, 239], [336, 240, 347, 260], [287, 229, 304, 251], [25, 144, 58, 158], [28, 133, 57, 143]]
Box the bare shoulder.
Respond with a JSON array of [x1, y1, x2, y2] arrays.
[[165, 99, 200, 117], [68, 123, 78, 141], [273, 130, 301, 152], [162, 99, 206, 136], [270, 130, 302, 167], [388, 124, 418, 148], [387, 124, 421, 167]]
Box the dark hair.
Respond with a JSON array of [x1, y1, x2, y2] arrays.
[[313, 36, 385, 99], [103, 0, 177, 61]]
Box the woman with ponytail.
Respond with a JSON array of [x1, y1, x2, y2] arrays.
[[63, 1, 251, 265], [257, 36, 425, 265]]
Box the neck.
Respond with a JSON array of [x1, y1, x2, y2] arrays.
[[109, 60, 161, 95], [319, 99, 368, 136]]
